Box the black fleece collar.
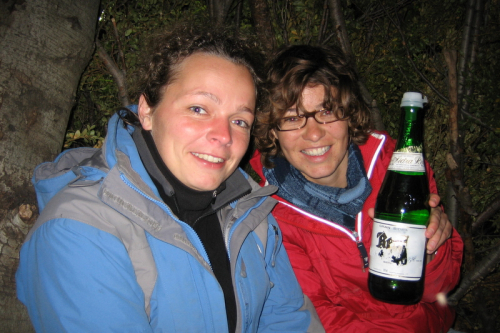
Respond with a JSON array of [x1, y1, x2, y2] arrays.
[[132, 128, 251, 214]]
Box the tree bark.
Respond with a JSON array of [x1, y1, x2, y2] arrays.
[[249, 0, 276, 53], [210, 0, 233, 25], [328, 0, 353, 62], [0, 0, 100, 330], [443, 49, 460, 228]]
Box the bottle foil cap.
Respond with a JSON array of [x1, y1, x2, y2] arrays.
[[400, 92, 428, 108]]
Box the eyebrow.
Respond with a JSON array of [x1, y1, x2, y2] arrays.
[[286, 104, 325, 113], [192, 91, 221, 103], [192, 91, 254, 114]]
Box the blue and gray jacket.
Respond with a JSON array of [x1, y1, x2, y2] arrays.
[[16, 110, 323, 333]]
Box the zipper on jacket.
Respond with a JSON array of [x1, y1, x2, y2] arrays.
[[191, 187, 235, 229], [220, 189, 253, 251], [211, 190, 217, 205], [224, 196, 268, 260], [271, 225, 279, 267], [119, 174, 213, 268], [353, 231, 369, 271], [278, 200, 370, 271]]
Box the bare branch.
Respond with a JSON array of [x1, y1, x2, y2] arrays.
[[444, 50, 459, 152], [111, 18, 126, 71], [448, 241, 500, 306], [249, 0, 275, 53], [317, 0, 329, 44], [327, 0, 384, 132], [212, 0, 233, 25], [472, 194, 500, 232], [234, 0, 242, 37], [357, 0, 416, 24], [458, 0, 476, 99], [328, 0, 354, 62], [459, 0, 486, 129], [462, 110, 500, 135], [96, 39, 130, 107], [359, 84, 385, 132]]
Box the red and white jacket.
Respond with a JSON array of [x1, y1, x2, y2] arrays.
[[250, 132, 463, 333]]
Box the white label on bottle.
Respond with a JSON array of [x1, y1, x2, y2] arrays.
[[369, 219, 426, 281], [388, 152, 425, 172]]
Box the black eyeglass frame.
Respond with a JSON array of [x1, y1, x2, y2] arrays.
[[275, 109, 349, 132]]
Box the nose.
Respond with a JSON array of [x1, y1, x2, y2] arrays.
[[301, 117, 325, 142], [208, 117, 232, 146]]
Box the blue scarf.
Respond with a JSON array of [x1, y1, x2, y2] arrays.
[[263, 143, 372, 230]]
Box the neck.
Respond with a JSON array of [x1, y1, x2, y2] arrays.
[[304, 148, 349, 188]]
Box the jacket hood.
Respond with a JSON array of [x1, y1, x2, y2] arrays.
[[102, 105, 153, 185]]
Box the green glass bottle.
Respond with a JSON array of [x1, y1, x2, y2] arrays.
[[368, 92, 430, 304]]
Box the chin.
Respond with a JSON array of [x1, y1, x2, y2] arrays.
[[190, 179, 222, 192]]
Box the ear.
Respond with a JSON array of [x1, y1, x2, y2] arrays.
[[138, 95, 153, 130]]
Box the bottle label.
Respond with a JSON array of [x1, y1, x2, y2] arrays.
[[388, 152, 425, 172], [369, 219, 426, 281]]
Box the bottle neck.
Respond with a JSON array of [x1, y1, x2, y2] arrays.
[[395, 106, 425, 153]]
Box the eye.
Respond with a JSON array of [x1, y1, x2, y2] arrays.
[[282, 116, 301, 123], [232, 119, 250, 129], [317, 110, 337, 121], [189, 106, 207, 114]]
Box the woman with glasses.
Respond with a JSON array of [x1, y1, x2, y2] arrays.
[[250, 44, 463, 332]]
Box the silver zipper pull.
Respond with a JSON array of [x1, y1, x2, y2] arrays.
[[353, 232, 369, 271]]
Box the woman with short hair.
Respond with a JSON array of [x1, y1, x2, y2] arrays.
[[251, 44, 463, 332]]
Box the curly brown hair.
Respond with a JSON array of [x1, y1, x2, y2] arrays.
[[253, 44, 371, 168]]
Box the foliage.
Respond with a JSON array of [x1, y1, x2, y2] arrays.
[[64, 125, 104, 149], [68, 0, 500, 330], [66, 0, 210, 149]]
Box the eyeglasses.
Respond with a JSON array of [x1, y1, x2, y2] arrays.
[[275, 109, 348, 131]]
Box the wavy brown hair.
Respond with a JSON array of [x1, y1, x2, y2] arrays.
[[253, 44, 371, 168]]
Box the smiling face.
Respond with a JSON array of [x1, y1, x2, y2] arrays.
[[275, 84, 350, 188], [138, 53, 256, 191]]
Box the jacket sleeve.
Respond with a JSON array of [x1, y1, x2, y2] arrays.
[[257, 216, 325, 333], [280, 221, 462, 333], [16, 218, 153, 333]]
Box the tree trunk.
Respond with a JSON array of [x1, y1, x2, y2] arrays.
[[249, 0, 276, 53], [0, 0, 100, 331], [210, 0, 233, 25], [327, 0, 385, 131]]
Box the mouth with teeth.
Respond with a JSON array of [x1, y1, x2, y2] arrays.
[[192, 152, 225, 163], [302, 146, 331, 157]]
